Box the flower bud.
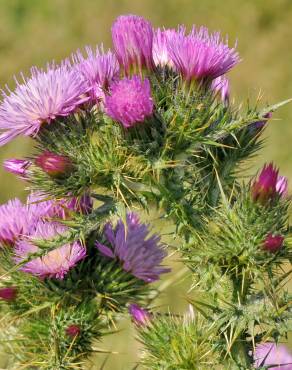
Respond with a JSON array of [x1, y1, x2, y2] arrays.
[[129, 304, 151, 326], [65, 324, 81, 338], [35, 151, 73, 177], [252, 163, 287, 204], [263, 233, 284, 253], [0, 287, 17, 301], [3, 158, 31, 179]]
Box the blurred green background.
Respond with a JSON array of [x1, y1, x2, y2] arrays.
[[0, 0, 291, 368]]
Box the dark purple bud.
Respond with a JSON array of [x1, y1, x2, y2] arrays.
[[263, 233, 284, 253], [0, 287, 17, 301], [36, 151, 73, 177], [66, 324, 81, 338]]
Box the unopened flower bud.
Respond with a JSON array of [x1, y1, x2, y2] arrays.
[[66, 324, 81, 338], [263, 233, 284, 253], [35, 151, 73, 177], [252, 163, 287, 204], [129, 304, 151, 326], [3, 158, 31, 179], [0, 287, 17, 301]]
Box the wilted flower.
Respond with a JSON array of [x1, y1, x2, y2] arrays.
[[27, 192, 92, 221], [3, 158, 31, 179], [263, 233, 284, 253], [167, 26, 240, 83], [96, 213, 170, 282], [14, 222, 86, 279], [66, 324, 81, 338], [0, 62, 89, 146], [254, 343, 292, 369], [0, 198, 35, 246], [211, 75, 229, 104], [129, 304, 151, 326], [153, 28, 176, 69], [252, 163, 286, 204], [35, 151, 73, 178], [66, 193, 93, 215], [0, 287, 17, 301], [252, 112, 272, 131], [105, 76, 154, 128], [73, 45, 119, 102], [112, 14, 154, 74]]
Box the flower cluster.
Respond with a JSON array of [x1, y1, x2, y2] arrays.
[[0, 12, 290, 370]]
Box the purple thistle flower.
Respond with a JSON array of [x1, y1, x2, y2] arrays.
[[0, 198, 35, 246], [3, 158, 31, 179], [211, 75, 230, 104], [73, 45, 119, 102], [112, 14, 154, 74], [263, 233, 284, 253], [129, 304, 151, 326], [254, 343, 292, 369], [252, 163, 286, 204], [95, 213, 170, 282], [35, 151, 73, 178], [14, 222, 86, 279], [167, 26, 240, 83], [0, 287, 17, 302], [0, 62, 89, 146], [105, 76, 154, 128], [153, 28, 176, 69]]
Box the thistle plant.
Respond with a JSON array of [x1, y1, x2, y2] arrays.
[[0, 13, 291, 370]]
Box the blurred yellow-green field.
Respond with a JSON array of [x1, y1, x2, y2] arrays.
[[0, 0, 291, 368]]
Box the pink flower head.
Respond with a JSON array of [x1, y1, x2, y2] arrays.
[[167, 26, 240, 83], [255, 343, 292, 369], [73, 45, 119, 102], [0, 287, 17, 301], [112, 14, 154, 74], [252, 163, 286, 204], [66, 324, 81, 338], [96, 213, 170, 282], [105, 76, 154, 128], [0, 198, 35, 246], [0, 62, 89, 146], [129, 304, 151, 326], [153, 28, 176, 69], [211, 75, 230, 104], [3, 158, 31, 179], [263, 233, 284, 253], [14, 222, 86, 279], [35, 151, 73, 178]]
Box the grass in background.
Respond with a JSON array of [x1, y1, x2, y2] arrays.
[[0, 1, 291, 368]]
